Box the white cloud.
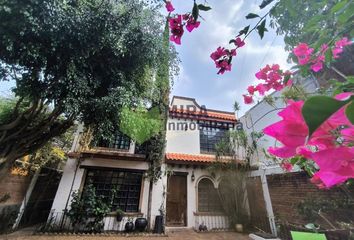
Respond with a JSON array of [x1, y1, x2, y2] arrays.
[[170, 0, 291, 114]]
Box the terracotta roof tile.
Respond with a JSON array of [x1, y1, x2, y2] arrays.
[[169, 108, 236, 122], [165, 152, 216, 164]]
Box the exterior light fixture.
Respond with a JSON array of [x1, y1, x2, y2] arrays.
[[191, 171, 195, 181], [236, 122, 243, 131]]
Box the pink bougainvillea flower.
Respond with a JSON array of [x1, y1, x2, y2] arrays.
[[332, 37, 353, 58], [216, 61, 232, 74], [255, 69, 267, 80], [234, 37, 245, 48], [310, 147, 354, 188], [229, 49, 237, 56], [211, 47, 234, 74], [256, 83, 268, 96], [335, 37, 352, 48], [293, 43, 314, 65], [281, 161, 293, 172], [268, 71, 282, 82], [310, 61, 323, 72], [271, 64, 280, 71], [332, 47, 343, 59], [264, 100, 308, 158], [243, 94, 254, 104], [247, 85, 256, 95], [341, 127, 354, 144], [169, 15, 184, 45], [210, 47, 227, 61], [165, 1, 175, 12], [186, 16, 200, 32]]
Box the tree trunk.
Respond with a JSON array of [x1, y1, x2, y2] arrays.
[[0, 102, 74, 180]]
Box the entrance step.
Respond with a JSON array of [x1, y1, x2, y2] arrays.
[[165, 226, 194, 234]]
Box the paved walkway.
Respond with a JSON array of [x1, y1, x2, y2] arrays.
[[0, 229, 249, 240]]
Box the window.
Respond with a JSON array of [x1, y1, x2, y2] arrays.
[[199, 125, 228, 153], [97, 132, 131, 150], [198, 178, 222, 212], [84, 168, 142, 212]]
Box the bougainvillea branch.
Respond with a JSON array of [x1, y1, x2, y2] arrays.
[[165, 0, 211, 45]]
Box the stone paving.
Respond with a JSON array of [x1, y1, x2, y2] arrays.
[[0, 229, 249, 240]]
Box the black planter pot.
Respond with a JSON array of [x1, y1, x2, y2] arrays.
[[153, 215, 164, 234], [116, 213, 124, 222], [135, 217, 148, 232], [125, 222, 134, 232]]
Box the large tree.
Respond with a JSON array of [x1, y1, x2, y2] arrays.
[[0, 0, 168, 175]]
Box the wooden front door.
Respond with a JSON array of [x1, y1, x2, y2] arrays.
[[166, 174, 187, 226]]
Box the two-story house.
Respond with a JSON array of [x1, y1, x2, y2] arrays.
[[49, 96, 237, 231]]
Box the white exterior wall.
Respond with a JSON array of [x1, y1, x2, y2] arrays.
[[166, 118, 200, 154]]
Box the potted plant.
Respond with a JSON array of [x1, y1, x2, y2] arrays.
[[116, 209, 124, 222], [125, 217, 134, 232], [135, 217, 148, 232]]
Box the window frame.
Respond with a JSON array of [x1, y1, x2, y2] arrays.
[[197, 178, 223, 213], [96, 131, 131, 151], [199, 124, 228, 154], [83, 167, 143, 213]]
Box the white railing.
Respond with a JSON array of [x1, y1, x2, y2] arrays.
[[104, 216, 142, 231], [194, 213, 229, 231]]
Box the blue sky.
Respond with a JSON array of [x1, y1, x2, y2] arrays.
[[0, 0, 293, 115], [170, 0, 292, 115]]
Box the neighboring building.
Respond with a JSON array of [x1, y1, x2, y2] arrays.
[[239, 74, 320, 168], [49, 96, 237, 231]]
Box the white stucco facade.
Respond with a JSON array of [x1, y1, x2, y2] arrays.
[[49, 96, 236, 231]]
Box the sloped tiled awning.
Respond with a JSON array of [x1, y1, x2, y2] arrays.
[[169, 108, 236, 123], [165, 153, 217, 164]]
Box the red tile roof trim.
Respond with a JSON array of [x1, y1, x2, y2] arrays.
[[166, 152, 220, 164], [169, 108, 236, 122]]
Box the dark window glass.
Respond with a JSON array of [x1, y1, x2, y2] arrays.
[[97, 132, 131, 150], [198, 178, 222, 212], [84, 168, 142, 212], [199, 125, 227, 153]]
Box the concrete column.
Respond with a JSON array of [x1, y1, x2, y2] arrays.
[[260, 171, 277, 236], [12, 169, 40, 229]]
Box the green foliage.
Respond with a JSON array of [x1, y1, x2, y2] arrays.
[[209, 161, 249, 226], [346, 101, 354, 124], [269, 0, 354, 50], [198, 4, 211, 11], [281, 85, 309, 102], [215, 130, 263, 165], [0, 98, 16, 125], [66, 183, 110, 233], [120, 106, 162, 145], [297, 197, 354, 223], [302, 95, 353, 136], [0, 0, 171, 165], [192, 2, 199, 21], [245, 13, 260, 19], [145, 23, 170, 182], [256, 19, 267, 39], [332, 76, 354, 95]]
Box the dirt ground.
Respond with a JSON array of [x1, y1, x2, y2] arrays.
[[0, 229, 249, 240]]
